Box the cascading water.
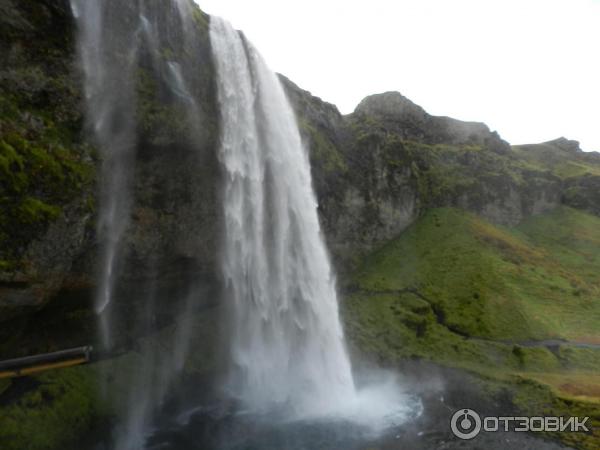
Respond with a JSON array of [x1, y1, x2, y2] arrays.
[[71, 1, 212, 448], [70, 0, 139, 351], [210, 17, 420, 431], [211, 17, 390, 423], [210, 17, 355, 417]]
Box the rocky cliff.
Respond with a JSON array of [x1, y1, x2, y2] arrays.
[[1, 0, 599, 323], [284, 81, 598, 269], [0, 0, 220, 326], [0, 0, 94, 321]]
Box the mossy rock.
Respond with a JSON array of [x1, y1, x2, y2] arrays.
[[0, 366, 101, 450]]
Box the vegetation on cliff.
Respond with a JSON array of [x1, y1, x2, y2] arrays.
[[0, 0, 94, 271], [0, 366, 99, 450]]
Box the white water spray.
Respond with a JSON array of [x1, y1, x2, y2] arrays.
[[70, 1, 210, 448], [211, 17, 350, 417], [70, 0, 139, 353], [210, 17, 418, 427]]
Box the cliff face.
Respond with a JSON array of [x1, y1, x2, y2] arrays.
[[0, 0, 221, 324], [282, 83, 596, 268], [514, 137, 600, 217], [0, 0, 95, 320], [104, 0, 221, 303], [1, 0, 599, 322]]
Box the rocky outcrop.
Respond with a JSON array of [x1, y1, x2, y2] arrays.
[[354, 92, 511, 154], [283, 88, 574, 268], [563, 174, 600, 216], [514, 138, 600, 217]]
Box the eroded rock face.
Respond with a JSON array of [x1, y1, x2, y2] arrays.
[[564, 175, 600, 216], [453, 171, 563, 226], [0, 0, 96, 318], [0, 0, 220, 321], [354, 91, 511, 154], [0, 211, 91, 319], [1, 0, 599, 319], [548, 137, 583, 154], [122, 12, 219, 294], [282, 84, 577, 270]]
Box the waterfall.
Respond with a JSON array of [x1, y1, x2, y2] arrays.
[[210, 17, 356, 418], [70, 1, 210, 448], [210, 18, 419, 430], [70, 0, 139, 350], [70, 0, 417, 445]]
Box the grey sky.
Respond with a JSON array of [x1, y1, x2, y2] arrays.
[[197, 0, 600, 151]]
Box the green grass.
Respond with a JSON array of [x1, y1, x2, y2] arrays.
[[343, 206, 600, 448], [0, 366, 100, 450], [510, 377, 600, 449], [513, 142, 600, 179], [348, 207, 600, 342]]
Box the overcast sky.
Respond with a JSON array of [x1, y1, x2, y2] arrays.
[[197, 0, 600, 151]]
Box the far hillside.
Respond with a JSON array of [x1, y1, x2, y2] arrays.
[[345, 206, 600, 449]]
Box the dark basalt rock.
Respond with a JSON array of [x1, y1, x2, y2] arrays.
[[563, 174, 600, 216]]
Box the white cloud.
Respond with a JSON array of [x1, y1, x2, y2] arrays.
[[196, 0, 600, 151]]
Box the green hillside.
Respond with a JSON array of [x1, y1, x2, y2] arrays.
[[344, 206, 600, 448], [513, 140, 600, 179]]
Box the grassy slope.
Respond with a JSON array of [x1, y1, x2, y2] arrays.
[[513, 142, 600, 179], [344, 206, 600, 448], [0, 366, 100, 450]]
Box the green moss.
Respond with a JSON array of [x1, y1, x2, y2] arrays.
[[348, 113, 545, 210], [159, 46, 177, 61], [0, 140, 24, 172], [0, 366, 100, 450], [191, 4, 210, 32], [0, 260, 13, 271], [299, 119, 347, 174], [512, 143, 600, 180], [0, 140, 27, 192], [136, 69, 191, 146], [0, 0, 93, 264], [0, 96, 93, 262], [402, 140, 529, 205], [16, 197, 61, 224]]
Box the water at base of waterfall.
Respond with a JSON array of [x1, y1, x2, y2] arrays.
[[146, 403, 423, 450]]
